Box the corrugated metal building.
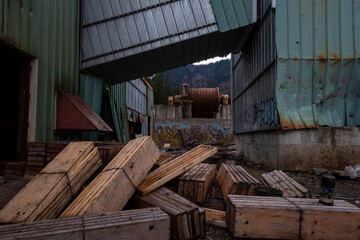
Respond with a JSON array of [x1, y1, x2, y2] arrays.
[[80, 0, 255, 84], [0, 0, 155, 166], [232, 0, 360, 170]]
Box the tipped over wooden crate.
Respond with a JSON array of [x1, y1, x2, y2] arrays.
[[217, 164, 260, 203], [60, 136, 159, 217], [178, 163, 216, 204], [134, 187, 205, 240], [0, 142, 101, 223], [137, 144, 218, 196], [0, 208, 170, 240], [261, 170, 310, 198]]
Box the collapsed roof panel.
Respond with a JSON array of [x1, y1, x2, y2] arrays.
[[80, 0, 254, 84]]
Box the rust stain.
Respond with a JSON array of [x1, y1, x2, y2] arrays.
[[278, 112, 316, 130], [331, 53, 340, 60], [317, 54, 327, 60]]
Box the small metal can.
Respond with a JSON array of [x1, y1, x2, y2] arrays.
[[319, 174, 335, 206]]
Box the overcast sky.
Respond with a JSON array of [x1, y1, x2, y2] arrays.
[[193, 53, 230, 65]]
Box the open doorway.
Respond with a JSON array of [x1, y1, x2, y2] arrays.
[[0, 43, 32, 164]]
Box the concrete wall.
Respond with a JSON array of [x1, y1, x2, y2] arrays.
[[235, 127, 360, 171]]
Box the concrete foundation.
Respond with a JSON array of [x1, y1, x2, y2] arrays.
[[235, 127, 360, 171]]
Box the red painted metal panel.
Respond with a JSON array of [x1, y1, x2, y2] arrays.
[[56, 91, 112, 132]]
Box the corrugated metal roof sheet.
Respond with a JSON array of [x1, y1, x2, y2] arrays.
[[0, 0, 80, 141], [211, 0, 253, 32], [80, 0, 251, 83], [275, 0, 360, 129]]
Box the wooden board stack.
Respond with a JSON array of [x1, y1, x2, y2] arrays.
[[261, 170, 310, 198], [60, 136, 159, 217], [287, 198, 360, 240], [153, 154, 176, 169], [0, 208, 170, 240], [217, 164, 260, 202], [134, 187, 205, 240], [137, 144, 218, 196], [0, 142, 101, 223], [203, 208, 227, 228], [178, 163, 216, 204], [25, 142, 69, 177], [94, 142, 125, 167], [226, 195, 300, 239], [226, 195, 360, 240]]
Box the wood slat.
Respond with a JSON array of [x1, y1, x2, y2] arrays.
[[134, 187, 205, 240], [217, 164, 260, 203], [60, 136, 159, 217], [0, 142, 101, 223], [178, 163, 216, 204], [0, 208, 170, 240], [262, 170, 311, 198], [137, 145, 218, 196], [203, 208, 227, 228]]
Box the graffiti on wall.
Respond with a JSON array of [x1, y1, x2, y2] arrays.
[[153, 121, 233, 148]]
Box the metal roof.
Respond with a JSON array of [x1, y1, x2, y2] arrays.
[[80, 0, 253, 84], [211, 0, 254, 32]]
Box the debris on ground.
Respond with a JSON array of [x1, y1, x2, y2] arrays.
[[0, 137, 359, 240]]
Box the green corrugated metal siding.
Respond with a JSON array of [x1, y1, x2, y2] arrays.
[[79, 73, 103, 140], [275, 0, 360, 129], [109, 83, 129, 143], [0, 0, 80, 141], [211, 0, 253, 32]]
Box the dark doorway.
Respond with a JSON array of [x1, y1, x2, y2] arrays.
[[0, 43, 31, 163]]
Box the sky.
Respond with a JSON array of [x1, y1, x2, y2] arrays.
[[193, 53, 231, 65]]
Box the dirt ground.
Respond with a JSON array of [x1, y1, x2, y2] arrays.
[[1, 161, 359, 240]]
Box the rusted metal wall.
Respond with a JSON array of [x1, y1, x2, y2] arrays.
[[0, 0, 80, 141], [232, 1, 279, 134], [232, 0, 360, 133], [276, 0, 360, 129]]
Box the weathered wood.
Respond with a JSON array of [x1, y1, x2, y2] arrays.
[[203, 208, 227, 228], [217, 164, 260, 203], [0, 208, 170, 240], [287, 198, 360, 240], [0, 142, 101, 223], [153, 154, 176, 169], [60, 136, 159, 217], [134, 187, 205, 240], [178, 163, 216, 204], [227, 195, 360, 240], [137, 144, 218, 196], [226, 195, 300, 239], [262, 170, 310, 198]]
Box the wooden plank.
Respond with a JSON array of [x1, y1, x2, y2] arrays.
[[0, 142, 101, 223], [288, 198, 360, 240], [178, 163, 216, 204], [60, 136, 159, 217], [137, 144, 218, 196], [203, 208, 227, 228], [226, 195, 300, 239], [0, 208, 170, 240], [134, 187, 205, 240], [262, 170, 310, 198], [217, 164, 260, 203]]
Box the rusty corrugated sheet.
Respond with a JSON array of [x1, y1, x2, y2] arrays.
[[0, 0, 80, 141], [276, 0, 360, 129]]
